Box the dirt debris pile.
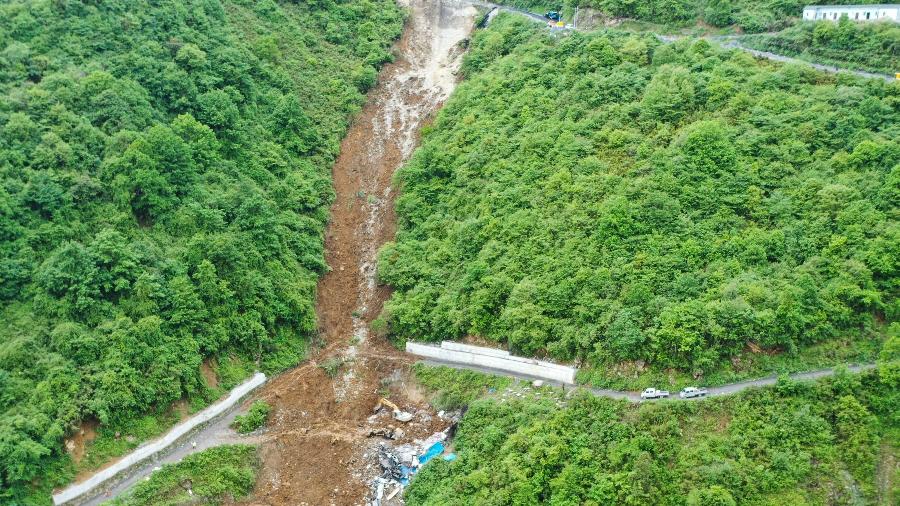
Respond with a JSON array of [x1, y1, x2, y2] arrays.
[[362, 406, 461, 506], [229, 2, 480, 504]]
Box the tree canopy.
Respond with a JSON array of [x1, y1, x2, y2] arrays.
[[742, 19, 900, 75], [407, 366, 898, 505], [500, 0, 864, 32], [379, 15, 898, 375], [0, 0, 403, 502]]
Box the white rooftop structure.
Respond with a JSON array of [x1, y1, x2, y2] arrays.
[[802, 4, 900, 22]]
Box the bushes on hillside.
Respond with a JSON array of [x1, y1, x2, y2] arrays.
[[406, 369, 898, 504], [742, 19, 900, 74], [231, 400, 271, 434], [0, 0, 403, 502], [379, 15, 898, 374]]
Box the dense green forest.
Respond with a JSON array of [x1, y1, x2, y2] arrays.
[[742, 19, 900, 74], [0, 0, 402, 502], [499, 0, 861, 32], [379, 15, 899, 375], [110, 445, 258, 506], [407, 361, 899, 505]]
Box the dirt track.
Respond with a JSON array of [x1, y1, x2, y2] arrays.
[[240, 2, 479, 504]]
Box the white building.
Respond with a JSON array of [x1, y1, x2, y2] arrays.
[[802, 4, 900, 22]]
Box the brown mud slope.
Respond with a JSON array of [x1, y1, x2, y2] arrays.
[[242, 2, 479, 505]]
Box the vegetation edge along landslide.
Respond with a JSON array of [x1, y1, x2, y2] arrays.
[[0, 0, 403, 502], [109, 444, 259, 506], [378, 14, 898, 383]]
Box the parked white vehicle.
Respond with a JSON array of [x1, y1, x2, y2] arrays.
[[679, 386, 708, 399], [640, 388, 670, 399]]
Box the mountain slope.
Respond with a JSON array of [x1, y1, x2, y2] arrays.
[[378, 15, 898, 375], [0, 0, 402, 502]]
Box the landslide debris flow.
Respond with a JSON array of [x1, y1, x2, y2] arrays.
[[242, 2, 479, 505]]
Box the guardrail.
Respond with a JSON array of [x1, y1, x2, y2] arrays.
[[406, 341, 576, 384], [53, 372, 267, 505]]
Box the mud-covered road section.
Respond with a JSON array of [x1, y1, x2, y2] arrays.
[[241, 2, 479, 505]]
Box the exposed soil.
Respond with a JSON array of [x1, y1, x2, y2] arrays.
[[201, 358, 219, 390], [66, 419, 99, 467], [238, 2, 479, 504]]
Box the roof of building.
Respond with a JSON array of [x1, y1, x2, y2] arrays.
[[804, 4, 900, 8]]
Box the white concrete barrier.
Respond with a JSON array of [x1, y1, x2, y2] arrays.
[[407, 341, 576, 384], [440, 341, 510, 358], [53, 372, 267, 505]]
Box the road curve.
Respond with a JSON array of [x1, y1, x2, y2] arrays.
[[420, 359, 878, 403], [713, 37, 895, 82], [480, 4, 896, 82]]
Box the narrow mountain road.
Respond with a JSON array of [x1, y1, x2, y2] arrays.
[[489, 5, 896, 82], [423, 359, 878, 403], [711, 37, 896, 82]]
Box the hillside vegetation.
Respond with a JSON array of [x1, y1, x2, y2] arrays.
[[407, 364, 899, 505], [110, 445, 258, 506], [0, 0, 402, 502], [742, 19, 900, 75], [379, 15, 899, 376], [499, 0, 861, 32]]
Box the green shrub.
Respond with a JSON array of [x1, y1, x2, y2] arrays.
[[742, 19, 900, 74], [380, 16, 898, 377], [413, 364, 512, 410], [231, 400, 271, 434], [406, 371, 896, 504], [0, 0, 403, 501], [111, 445, 258, 506], [319, 357, 345, 379]]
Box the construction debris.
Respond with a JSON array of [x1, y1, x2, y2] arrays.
[[366, 412, 462, 505], [377, 397, 415, 423], [367, 427, 403, 440]]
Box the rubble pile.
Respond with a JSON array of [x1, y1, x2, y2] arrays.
[[361, 403, 461, 506]]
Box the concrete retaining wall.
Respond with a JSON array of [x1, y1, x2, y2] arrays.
[[53, 372, 267, 505], [407, 341, 576, 384]]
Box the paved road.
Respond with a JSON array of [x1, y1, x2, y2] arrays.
[[657, 33, 893, 82], [486, 5, 896, 82], [714, 37, 895, 82], [421, 359, 878, 403], [60, 386, 262, 506], [472, 1, 548, 24]]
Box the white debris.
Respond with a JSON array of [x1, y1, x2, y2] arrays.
[[374, 478, 385, 504], [532, 380, 544, 387], [393, 410, 414, 423]]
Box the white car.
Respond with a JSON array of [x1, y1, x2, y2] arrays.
[[640, 388, 670, 400], [679, 387, 708, 399]]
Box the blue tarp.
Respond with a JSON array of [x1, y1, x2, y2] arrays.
[[418, 442, 445, 465], [398, 464, 413, 486], [443, 453, 457, 462]]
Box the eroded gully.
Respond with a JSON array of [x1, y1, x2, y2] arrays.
[[238, 2, 479, 505]]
